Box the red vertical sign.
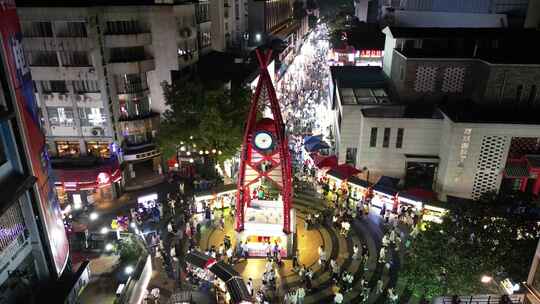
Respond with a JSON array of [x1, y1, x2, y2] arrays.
[[0, 0, 70, 276]]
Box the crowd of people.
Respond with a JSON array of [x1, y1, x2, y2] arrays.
[[276, 24, 333, 169]]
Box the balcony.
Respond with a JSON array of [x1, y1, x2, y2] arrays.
[[29, 66, 98, 81], [108, 58, 155, 75], [49, 125, 78, 137], [123, 144, 161, 162], [23, 37, 93, 51], [75, 92, 103, 108], [118, 112, 159, 135], [104, 33, 152, 48]]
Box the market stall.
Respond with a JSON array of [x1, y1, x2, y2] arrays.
[[396, 193, 423, 211], [371, 184, 398, 211], [348, 176, 371, 205], [238, 199, 296, 257], [422, 204, 448, 223], [185, 251, 253, 304], [192, 184, 237, 224]]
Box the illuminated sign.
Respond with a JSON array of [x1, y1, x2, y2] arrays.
[[97, 172, 110, 185], [359, 50, 383, 58]]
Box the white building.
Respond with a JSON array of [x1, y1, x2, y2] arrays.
[[331, 26, 540, 201], [17, 0, 204, 202]]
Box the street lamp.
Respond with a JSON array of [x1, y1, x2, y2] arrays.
[[481, 275, 493, 284], [105, 243, 114, 252], [100, 227, 109, 234], [89, 212, 99, 221], [125, 265, 134, 275]]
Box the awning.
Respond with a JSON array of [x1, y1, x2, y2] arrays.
[[327, 164, 361, 180], [226, 277, 252, 303], [348, 175, 370, 189], [504, 161, 530, 178], [313, 154, 338, 169], [209, 261, 239, 282], [53, 158, 121, 189], [185, 250, 212, 268]]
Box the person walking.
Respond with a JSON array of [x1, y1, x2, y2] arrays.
[[247, 278, 254, 297], [376, 279, 384, 294], [297, 286, 306, 304], [334, 290, 344, 304], [352, 244, 359, 260]]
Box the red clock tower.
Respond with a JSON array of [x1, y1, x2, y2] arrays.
[[235, 49, 293, 234]]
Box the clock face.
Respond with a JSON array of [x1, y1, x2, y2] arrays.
[[253, 131, 274, 151]]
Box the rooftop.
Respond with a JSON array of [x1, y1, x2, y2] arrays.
[[389, 10, 507, 28], [361, 105, 443, 119], [384, 26, 540, 39], [331, 66, 388, 88], [332, 22, 385, 51], [439, 102, 540, 125], [16, 0, 194, 7]]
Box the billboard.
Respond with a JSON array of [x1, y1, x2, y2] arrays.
[[0, 0, 70, 276]]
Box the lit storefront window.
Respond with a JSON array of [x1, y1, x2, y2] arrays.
[[86, 141, 111, 158], [56, 141, 80, 157]]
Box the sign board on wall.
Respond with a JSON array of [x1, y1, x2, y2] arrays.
[[0, 0, 70, 276]]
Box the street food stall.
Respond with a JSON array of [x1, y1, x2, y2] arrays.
[[238, 199, 296, 257], [185, 251, 253, 304], [348, 176, 371, 205], [192, 184, 237, 224], [371, 184, 398, 211], [422, 204, 448, 223]]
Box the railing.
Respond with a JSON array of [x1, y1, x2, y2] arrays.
[[438, 294, 525, 304]]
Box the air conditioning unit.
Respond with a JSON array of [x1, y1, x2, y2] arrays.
[[91, 127, 105, 136]]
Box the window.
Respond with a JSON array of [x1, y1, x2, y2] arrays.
[[369, 127, 378, 147], [86, 141, 110, 158], [72, 80, 100, 93], [47, 107, 74, 127], [516, 85, 523, 102], [199, 29, 212, 49], [383, 128, 390, 148], [50, 81, 67, 92], [105, 20, 147, 35], [0, 201, 26, 254], [55, 21, 87, 37], [79, 108, 105, 127], [109, 47, 146, 63], [196, 1, 210, 23], [346, 148, 357, 166], [396, 128, 404, 149], [21, 21, 53, 37], [115, 73, 148, 94], [55, 141, 80, 157], [27, 51, 59, 66], [528, 85, 537, 106], [59, 51, 90, 66]]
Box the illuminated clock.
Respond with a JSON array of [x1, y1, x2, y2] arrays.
[[253, 131, 275, 152]]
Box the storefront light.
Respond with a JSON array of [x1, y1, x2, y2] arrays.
[[105, 243, 114, 251], [186, 151, 191, 156], [205, 150, 209, 155], [199, 150, 204, 155], [174, 163, 179, 168], [125, 265, 134, 275], [180, 146, 186, 152], [101, 227, 109, 234], [189, 158, 194, 163], [212, 149, 216, 154]]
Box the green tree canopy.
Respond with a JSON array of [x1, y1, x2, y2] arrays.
[[399, 195, 540, 298], [157, 78, 252, 163]]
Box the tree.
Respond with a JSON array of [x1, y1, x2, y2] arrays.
[[399, 196, 540, 299], [157, 78, 252, 164]]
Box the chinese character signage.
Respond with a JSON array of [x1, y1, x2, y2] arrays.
[[0, 0, 70, 277]]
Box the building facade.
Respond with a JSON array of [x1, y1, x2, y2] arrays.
[[1, 1, 70, 302], [16, 0, 204, 205], [331, 27, 540, 201]]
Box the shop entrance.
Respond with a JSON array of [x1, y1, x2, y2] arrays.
[[405, 161, 438, 190]]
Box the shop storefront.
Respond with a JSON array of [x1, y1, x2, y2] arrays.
[[422, 204, 448, 224], [348, 176, 370, 206], [185, 250, 253, 304], [54, 158, 122, 209], [396, 193, 423, 211], [193, 184, 237, 224], [238, 199, 296, 258], [371, 185, 398, 212]]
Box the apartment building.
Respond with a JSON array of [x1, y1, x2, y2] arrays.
[[1, 3, 70, 303], [16, 0, 202, 205], [331, 27, 540, 201]]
